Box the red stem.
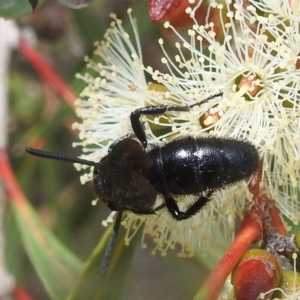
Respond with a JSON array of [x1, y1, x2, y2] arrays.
[[0, 149, 26, 205], [267, 200, 287, 236], [195, 165, 287, 299], [195, 218, 261, 300], [13, 285, 35, 300], [19, 39, 77, 105], [0, 151, 36, 298]]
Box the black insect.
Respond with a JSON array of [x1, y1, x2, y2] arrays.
[[26, 92, 260, 274]]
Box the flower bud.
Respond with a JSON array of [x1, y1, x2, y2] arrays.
[[232, 249, 281, 300], [148, 0, 225, 36], [272, 269, 300, 298]]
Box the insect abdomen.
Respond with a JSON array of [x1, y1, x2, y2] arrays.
[[149, 136, 259, 195]]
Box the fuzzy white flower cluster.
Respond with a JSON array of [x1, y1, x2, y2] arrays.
[[147, 0, 300, 223], [73, 0, 300, 259]]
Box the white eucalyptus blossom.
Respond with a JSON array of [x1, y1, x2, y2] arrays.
[[73, 10, 153, 182], [249, 0, 300, 20], [73, 0, 300, 258], [146, 0, 300, 224]]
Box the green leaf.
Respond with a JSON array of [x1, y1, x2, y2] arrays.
[[0, 0, 44, 18], [67, 221, 137, 300], [11, 201, 83, 300]]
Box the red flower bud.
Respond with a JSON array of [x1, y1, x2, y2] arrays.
[[148, 0, 227, 39], [232, 249, 281, 300], [148, 0, 208, 28]]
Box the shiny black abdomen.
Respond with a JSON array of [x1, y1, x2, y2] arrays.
[[148, 136, 259, 195]]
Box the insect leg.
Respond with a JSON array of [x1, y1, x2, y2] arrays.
[[101, 211, 123, 277], [153, 203, 166, 212], [130, 106, 184, 148], [100, 207, 160, 276], [130, 92, 223, 148], [163, 192, 213, 221], [130, 208, 156, 215], [130, 202, 166, 215]]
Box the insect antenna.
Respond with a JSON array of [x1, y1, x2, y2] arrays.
[[26, 148, 124, 276], [26, 147, 97, 167], [188, 91, 223, 109], [101, 211, 123, 278]]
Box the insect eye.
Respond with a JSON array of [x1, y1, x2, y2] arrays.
[[133, 166, 146, 176]]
